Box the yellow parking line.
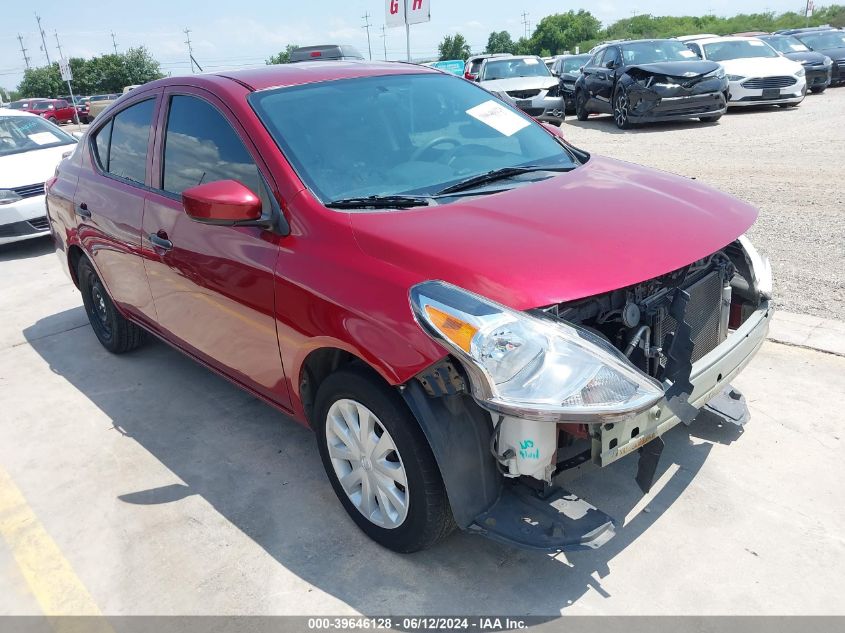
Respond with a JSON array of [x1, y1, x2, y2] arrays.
[[0, 463, 105, 621]]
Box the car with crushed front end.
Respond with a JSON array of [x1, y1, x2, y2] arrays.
[[685, 37, 807, 108], [756, 34, 833, 93], [551, 53, 591, 113], [45, 62, 772, 553], [574, 39, 728, 129], [476, 55, 565, 124]]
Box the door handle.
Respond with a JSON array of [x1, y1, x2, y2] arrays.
[[149, 232, 173, 251], [76, 202, 91, 218]]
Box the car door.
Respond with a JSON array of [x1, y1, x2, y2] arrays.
[[141, 87, 291, 407], [582, 50, 611, 112], [595, 46, 622, 108], [55, 100, 74, 122], [74, 92, 161, 324]]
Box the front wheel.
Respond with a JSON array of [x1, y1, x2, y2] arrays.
[[314, 368, 454, 552], [613, 88, 633, 129], [77, 257, 145, 353], [575, 91, 589, 121]]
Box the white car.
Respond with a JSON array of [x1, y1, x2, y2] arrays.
[[0, 108, 77, 246], [477, 55, 565, 123], [685, 37, 807, 107]]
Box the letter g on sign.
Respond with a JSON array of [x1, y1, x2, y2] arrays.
[[389, 0, 399, 15]]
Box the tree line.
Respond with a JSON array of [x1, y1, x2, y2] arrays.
[[439, 5, 845, 60], [9, 47, 164, 100]]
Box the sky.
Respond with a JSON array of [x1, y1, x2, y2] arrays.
[[1, 0, 812, 92]]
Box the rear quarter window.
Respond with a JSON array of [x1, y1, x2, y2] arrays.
[[106, 99, 155, 184]]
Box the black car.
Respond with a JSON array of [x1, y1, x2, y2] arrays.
[[758, 35, 833, 93], [787, 29, 845, 85], [574, 39, 729, 129], [551, 54, 591, 113]]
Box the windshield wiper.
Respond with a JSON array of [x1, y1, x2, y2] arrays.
[[325, 195, 432, 209], [435, 165, 573, 196]]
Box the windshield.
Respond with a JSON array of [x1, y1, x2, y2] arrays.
[[703, 39, 779, 61], [482, 57, 551, 80], [562, 55, 590, 73], [0, 115, 76, 157], [249, 73, 579, 204], [621, 41, 701, 63], [797, 31, 845, 49], [762, 36, 809, 53]]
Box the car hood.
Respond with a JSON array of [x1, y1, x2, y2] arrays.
[[0, 144, 75, 188], [350, 156, 758, 310], [480, 76, 558, 92], [718, 55, 803, 76], [811, 45, 845, 59], [783, 51, 828, 64], [626, 60, 720, 77]]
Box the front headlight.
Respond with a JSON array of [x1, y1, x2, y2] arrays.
[[823, 56, 833, 66], [738, 235, 773, 299], [726, 74, 746, 82], [796, 67, 806, 77], [0, 189, 23, 205], [410, 281, 664, 422], [706, 66, 726, 79]]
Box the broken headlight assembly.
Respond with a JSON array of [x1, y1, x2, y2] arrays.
[[410, 281, 664, 423]]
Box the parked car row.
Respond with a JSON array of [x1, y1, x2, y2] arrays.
[[538, 26, 844, 129], [6, 98, 79, 124]]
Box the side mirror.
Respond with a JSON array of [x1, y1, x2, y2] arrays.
[[182, 180, 263, 225], [605, 60, 616, 69]]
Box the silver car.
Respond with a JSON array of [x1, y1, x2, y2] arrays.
[[477, 55, 565, 124]]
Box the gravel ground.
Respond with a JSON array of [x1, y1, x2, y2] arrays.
[[562, 88, 845, 320]]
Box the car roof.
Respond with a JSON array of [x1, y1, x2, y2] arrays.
[[694, 36, 761, 45], [153, 61, 440, 92], [0, 108, 39, 118]]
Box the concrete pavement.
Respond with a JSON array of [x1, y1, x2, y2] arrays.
[[1, 236, 844, 616]]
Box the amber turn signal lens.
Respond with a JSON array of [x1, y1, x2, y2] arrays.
[[424, 305, 478, 353]]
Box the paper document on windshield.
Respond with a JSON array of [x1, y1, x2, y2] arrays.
[[28, 132, 61, 145], [466, 100, 531, 137]]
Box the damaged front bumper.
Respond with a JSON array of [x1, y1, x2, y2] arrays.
[[592, 299, 771, 468]]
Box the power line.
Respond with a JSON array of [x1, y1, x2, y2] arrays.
[[35, 13, 51, 65], [17, 33, 31, 69], [362, 11, 373, 61], [111, 31, 119, 54]]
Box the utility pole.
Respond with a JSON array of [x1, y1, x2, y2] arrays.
[[362, 11, 373, 60], [53, 30, 64, 59], [35, 14, 52, 65], [17, 33, 31, 70], [184, 27, 196, 73], [111, 31, 119, 54], [381, 25, 387, 61], [521, 11, 530, 39]]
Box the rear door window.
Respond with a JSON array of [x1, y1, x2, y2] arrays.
[[161, 95, 262, 197], [106, 99, 155, 184]]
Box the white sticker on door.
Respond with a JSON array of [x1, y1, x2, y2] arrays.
[[466, 100, 531, 137]]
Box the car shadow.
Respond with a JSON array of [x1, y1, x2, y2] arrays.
[[22, 308, 738, 616], [0, 235, 53, 262], [565, 115, 723, 135]]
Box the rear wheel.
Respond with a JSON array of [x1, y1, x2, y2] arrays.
[[575, 91, 589, 121], [699, 114, 722, 123], [77, 257, 145, 354], [613, 88, 633, 129], [314, 367, 454, 552]]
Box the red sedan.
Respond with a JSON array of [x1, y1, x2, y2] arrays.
[[46, 63, 772, 553], [11, 98, 78, 124]]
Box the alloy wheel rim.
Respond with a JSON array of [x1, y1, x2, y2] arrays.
[[326, 399, 409, 529], [614, 92, 629, 126]]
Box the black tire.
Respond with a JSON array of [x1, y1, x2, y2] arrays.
[[314, 367, 455, 553], [699, 114, 722, 123], [77, 257, 144, 354], [810, 86, 826, 94], [612, 87, 633, 129], [574, 90, 589, 121]]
